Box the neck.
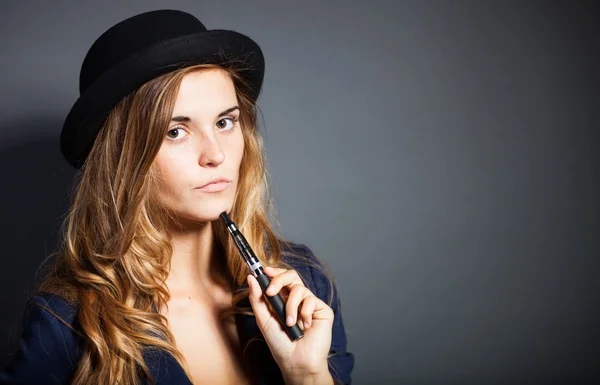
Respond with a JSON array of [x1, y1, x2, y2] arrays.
[[165, 219, 228, 298]]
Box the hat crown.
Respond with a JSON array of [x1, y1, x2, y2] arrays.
[[62, 9, 264, 169], [79, 9, 206, 94]]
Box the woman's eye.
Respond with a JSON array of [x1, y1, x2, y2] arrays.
[[166, 127, 186, 140], [216, 117, 236, 130]]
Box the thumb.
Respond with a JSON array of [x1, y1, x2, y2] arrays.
[[247, 274, 277, 327]]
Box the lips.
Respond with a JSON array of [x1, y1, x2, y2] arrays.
[[196, 178, 232, 189], [195, 180, 231, 193]]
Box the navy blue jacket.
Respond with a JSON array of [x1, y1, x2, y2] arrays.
[[0, 244, 354, 384]]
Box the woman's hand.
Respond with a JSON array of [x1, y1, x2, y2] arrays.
[[247, 266, 334, 383]]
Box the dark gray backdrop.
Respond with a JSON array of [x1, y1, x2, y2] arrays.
[[1, 1, 598, 384]]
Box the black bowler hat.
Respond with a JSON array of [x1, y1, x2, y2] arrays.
[[60, 9, 265, 169]]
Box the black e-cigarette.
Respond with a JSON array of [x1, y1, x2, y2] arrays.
[[219, 211, 304, 342]]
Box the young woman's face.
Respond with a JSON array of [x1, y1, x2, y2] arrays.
[[152, 68, 245, 224]]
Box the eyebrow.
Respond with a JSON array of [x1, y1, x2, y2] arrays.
[[171, 106, 239, 123]]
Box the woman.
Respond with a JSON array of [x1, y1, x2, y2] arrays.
[[0, 9, 354, 385]]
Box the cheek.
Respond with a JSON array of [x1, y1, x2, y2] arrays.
[[153, 154, 187, 196], [232, 131, 245, 166]]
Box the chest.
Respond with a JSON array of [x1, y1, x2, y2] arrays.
[[162, 292, 255, 385]]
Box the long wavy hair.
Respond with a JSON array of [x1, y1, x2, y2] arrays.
[[32, 62, 337, 384]]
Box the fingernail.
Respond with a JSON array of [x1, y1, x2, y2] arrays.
[[287, 315, 294, 326], [266, 286, 274, 295], [306, 320, 311, 328]]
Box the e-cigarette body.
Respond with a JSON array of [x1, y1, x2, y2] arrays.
[[219, 211, 304, 342]]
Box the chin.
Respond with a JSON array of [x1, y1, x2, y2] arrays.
[[186, 201, 234, 223]]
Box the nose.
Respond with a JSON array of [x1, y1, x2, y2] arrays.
[[197, 135, 225, 167]]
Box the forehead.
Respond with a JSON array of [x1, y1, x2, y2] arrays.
[[173, 68, 237, 114]]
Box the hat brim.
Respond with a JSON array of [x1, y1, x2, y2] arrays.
[[61, 29, 265, 169]]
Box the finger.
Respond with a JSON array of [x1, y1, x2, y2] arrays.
[[299, 296, 317, 328], [262, 265, 288, 275], [297, 317, 306, 331], [310, 297, 335, 324], [247, 274, 275, 326], [262, 266, 302, 283], [284, 284, 311, 326], [264, 269, 304, 297]]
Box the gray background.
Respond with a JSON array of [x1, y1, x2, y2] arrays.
[[1, 1, 598, 384]]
